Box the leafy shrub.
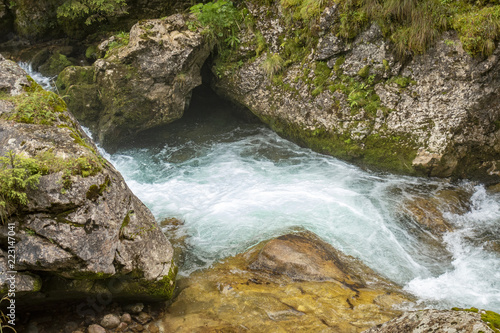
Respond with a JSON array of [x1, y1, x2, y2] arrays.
[[0, 152, 41, 222], [57, 0, 128, 26], [189, 0, 242, 52]]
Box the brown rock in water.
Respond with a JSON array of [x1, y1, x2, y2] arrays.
[[159, 232, 413, 333], [362, 309, 495, 333], [250, 233, 358, 283], [402, 188, 471, 236]]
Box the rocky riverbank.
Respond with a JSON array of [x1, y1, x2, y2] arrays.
[[0, 56, 176, 308]]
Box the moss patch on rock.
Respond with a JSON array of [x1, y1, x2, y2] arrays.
[[259, 114, 419, 175]]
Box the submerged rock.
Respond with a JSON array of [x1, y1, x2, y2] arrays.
[[57, 14, 212, 151], [0, 56, 176, 307], [363, 309, 496, 333], [160, 232, 413, 332]]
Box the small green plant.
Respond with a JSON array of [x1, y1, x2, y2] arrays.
[[56, 0, 128, 26], [105, 31, 130, 57], [4, 79, 67, 126], [262, 53, 284, 78], [189, 0, 242, 53], [0, 152, 41, 223]]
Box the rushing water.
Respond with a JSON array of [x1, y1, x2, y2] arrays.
[[27, 65, 500, 312]]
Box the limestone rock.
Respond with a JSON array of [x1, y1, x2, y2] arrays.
[[362, 309, 495, 333], [213, 2, 500, 183], [160, 232, 413, 332], [0, 57, 176, 307], [57, 14, 213, 151]]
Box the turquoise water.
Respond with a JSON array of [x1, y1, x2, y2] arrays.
[[103, 106, 500, 312], [28, 65, 500, 312]]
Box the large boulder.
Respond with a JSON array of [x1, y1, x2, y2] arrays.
[[160, 232, 413, 332], [212, 2, 500, 183], [0, 55, 176, 308], [57, 14, 212, 151]]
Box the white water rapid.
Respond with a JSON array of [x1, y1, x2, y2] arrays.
[[27, 65, 500, 313]]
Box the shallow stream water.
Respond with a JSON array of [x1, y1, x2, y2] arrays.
[[28, 66, 500, 313]]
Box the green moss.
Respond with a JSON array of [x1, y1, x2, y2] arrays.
[[482, 310, 500, 333], [313, 61, 332, 90], [86, 176, 110, 200], [39, 53, 73, 76], [85, 45, 99, 60], [452, 308, 500, 333], [1, 77, 67, 126], [72, 271, 114, 281], [388, 76, 415, 88], [124, 261, 178, 299], [258, 115, 419, 175], [358, 65, 370, 78]]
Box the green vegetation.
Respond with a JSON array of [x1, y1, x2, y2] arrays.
[[453, 5, 500, 56], [189, 0, 242, 53], [0, 79, 104, 221], [262, 53, 285, 78], [105, 31, 130, 57], [0, 149, 103, 221], [0, 152, 41, 223], [57, 0, 128, 26], [3, 78, 66, 125], [335, 0, 500, 57], [452, 307, 500, 333]]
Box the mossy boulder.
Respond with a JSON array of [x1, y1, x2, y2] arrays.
[[13, 0, 63, 40], [38, 52, 73, 76], [0, 55, 176, 308], [57, 14, 213, 150]]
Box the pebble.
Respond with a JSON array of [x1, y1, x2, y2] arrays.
[[101, 313, 121, 329], [116, 322, 128, 332], [146, 323, 160, 333], [135, 312, 152, 324], [121, 312, 132, 323], [124, 303, 144, 314], [87, 324, 106, 333]]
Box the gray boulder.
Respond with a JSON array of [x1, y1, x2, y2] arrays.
[[0, 56, 176, 307]]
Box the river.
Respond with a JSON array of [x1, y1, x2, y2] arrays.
[[25, 63, 500, 313]]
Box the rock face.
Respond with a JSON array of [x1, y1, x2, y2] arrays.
[[160, 232, 413, 332], [0, 1, 14, 42], [57, 14, 212, 150], [0, 56, 176, 307], [363, 309, 496, 333], [213, 2, 500, 183]]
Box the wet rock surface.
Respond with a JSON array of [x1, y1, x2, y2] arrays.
[[160, 232, 413, 332], [363, 309, 496, 333], [0, 57, 176, 306]]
